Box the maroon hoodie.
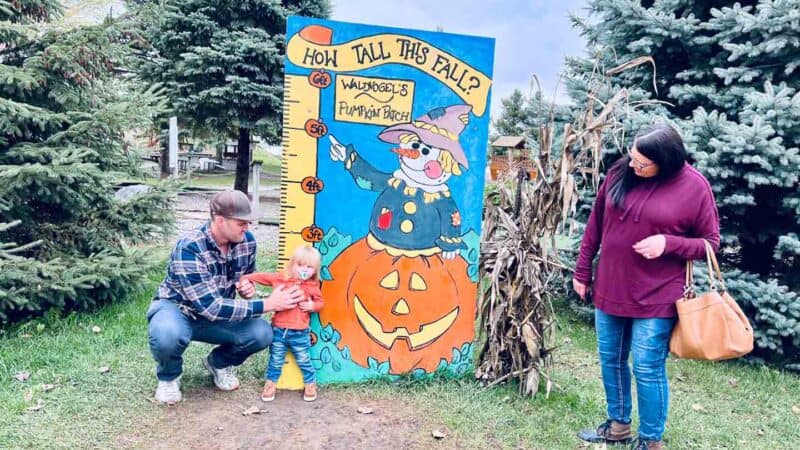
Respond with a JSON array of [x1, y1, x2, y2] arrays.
[[574, 163, 720, 318]]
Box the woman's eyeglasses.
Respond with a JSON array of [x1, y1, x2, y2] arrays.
[[627, 149, 656, 170]]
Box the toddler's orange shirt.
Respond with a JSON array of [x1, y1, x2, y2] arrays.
[[240, 272, 323, 330]]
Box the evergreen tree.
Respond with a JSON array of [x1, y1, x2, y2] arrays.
[[555, 0, 800, 366], [133, 0, 330, 192], [0, 0, 173, 324], [492, 88, 575, 159]]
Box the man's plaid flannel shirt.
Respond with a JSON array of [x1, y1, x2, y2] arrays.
[[154, 223, 264, 321]]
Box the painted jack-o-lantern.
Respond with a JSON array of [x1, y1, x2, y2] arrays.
[[320, 238, 476, 374]]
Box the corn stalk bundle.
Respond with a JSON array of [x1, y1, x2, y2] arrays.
[[476, 67, 646, 395]]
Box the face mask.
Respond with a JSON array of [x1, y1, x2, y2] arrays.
[[298, 269, 311, 280]]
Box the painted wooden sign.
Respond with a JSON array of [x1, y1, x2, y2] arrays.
[[279, 16, 494, 384]]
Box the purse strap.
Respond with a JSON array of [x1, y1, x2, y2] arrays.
[[703, 240, 727, 292], [683, 240, 726, 298]]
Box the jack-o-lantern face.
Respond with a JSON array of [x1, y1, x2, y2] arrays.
[[320, 238, 476, 374]]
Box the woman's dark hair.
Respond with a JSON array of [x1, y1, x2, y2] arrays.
[[607, 123, 687, 208]]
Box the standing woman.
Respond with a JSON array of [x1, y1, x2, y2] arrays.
[[574, 124, 720, 450]]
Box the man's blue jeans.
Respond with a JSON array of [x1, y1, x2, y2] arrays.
[[595, 308, 676, 441], [147, 300, 272, 381], [265, 326, 316, 384]]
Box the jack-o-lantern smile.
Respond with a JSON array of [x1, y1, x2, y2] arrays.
[[353, 295, 459, 350]]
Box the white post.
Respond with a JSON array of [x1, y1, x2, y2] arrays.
[[251, 161, 262, 215], [168, 116, 178, 177]]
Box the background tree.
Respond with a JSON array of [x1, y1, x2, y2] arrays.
[[133, 0, 330, 193], [0, 0, 173, 324], [552, 0, 800, 367]]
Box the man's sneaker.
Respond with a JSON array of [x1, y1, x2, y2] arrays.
[[577, 419, 633, 445], [261, 380, 277, 402], [203, 355, 240, 391], [303, 383, 317, 402], [154, 376, 182, 404]]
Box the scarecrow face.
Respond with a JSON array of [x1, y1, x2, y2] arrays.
[[396, 141, 452, 186]]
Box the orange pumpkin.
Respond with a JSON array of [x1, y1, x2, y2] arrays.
[[308, 69, 332, 89], [301, 176, 324, 194], [301, 225, 324, 243], [320, 238, 476, 374], [304, 118, 327, 138]]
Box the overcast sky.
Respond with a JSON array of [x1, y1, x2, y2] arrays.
[[330, 0, 588, 120]]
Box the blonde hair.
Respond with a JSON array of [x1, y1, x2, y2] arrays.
[[284, 245, 322, 281], [438, 150, 462, 176], [398, 133, 420, 144]]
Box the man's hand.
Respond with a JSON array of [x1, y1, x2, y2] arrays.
[[298, 299, 315, 312], [633, 234, 666, 260], [264, 284, 304, 312], [236, 278, 256, 299]]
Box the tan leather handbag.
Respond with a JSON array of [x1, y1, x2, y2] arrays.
[[669, 240, 754, 360]]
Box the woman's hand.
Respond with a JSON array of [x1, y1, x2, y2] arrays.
[[573, 278, 588, 300], [633, 234, 666, 260]]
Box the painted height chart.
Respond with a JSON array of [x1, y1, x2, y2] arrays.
[[280, 16, 494, 384]]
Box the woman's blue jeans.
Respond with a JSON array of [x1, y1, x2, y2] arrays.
[[595, 308, 676, 441]]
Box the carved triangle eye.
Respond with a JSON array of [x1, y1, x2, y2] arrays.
[[409, 272, 427, 291], [379, 270, 400, 290]]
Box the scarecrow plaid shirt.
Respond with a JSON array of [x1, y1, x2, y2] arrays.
[[154, 222, 263, 321]]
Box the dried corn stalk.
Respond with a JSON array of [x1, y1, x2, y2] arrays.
[[476, 69, 640, 396]]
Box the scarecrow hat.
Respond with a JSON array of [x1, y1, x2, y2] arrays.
[[378, 104, 472, 169]]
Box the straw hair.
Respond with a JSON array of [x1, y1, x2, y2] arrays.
[[399, 133, 420, 144], [438, 150, 462, 176], [284, 245, 322, 281]]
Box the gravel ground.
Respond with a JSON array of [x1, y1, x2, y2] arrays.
[[169, 191, 280, 253]]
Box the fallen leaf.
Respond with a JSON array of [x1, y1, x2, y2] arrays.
[[41, 384, 56, 392], [24, 390, 33, 402], [356, 406, 374, 415], [91, 326, 102, 334], [99, 366, 111, 374], [27, 400, 44, 412], [242, 406, 263, 416], [728, 378, 738, 387], [691, 403, 704, 412], [14, 371, 30, 382], [431, 427, 448, 439], [792, 405, 800, 415]]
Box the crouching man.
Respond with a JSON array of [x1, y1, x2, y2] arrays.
[[148, 190, 303, 404]]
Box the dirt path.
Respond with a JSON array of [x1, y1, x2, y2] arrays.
[[121, 380, 451, 450]]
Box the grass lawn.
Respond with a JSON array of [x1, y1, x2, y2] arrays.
[[1, 254, 799, 448]]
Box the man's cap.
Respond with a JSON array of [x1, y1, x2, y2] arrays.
[[210, 190, 261, 222]]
